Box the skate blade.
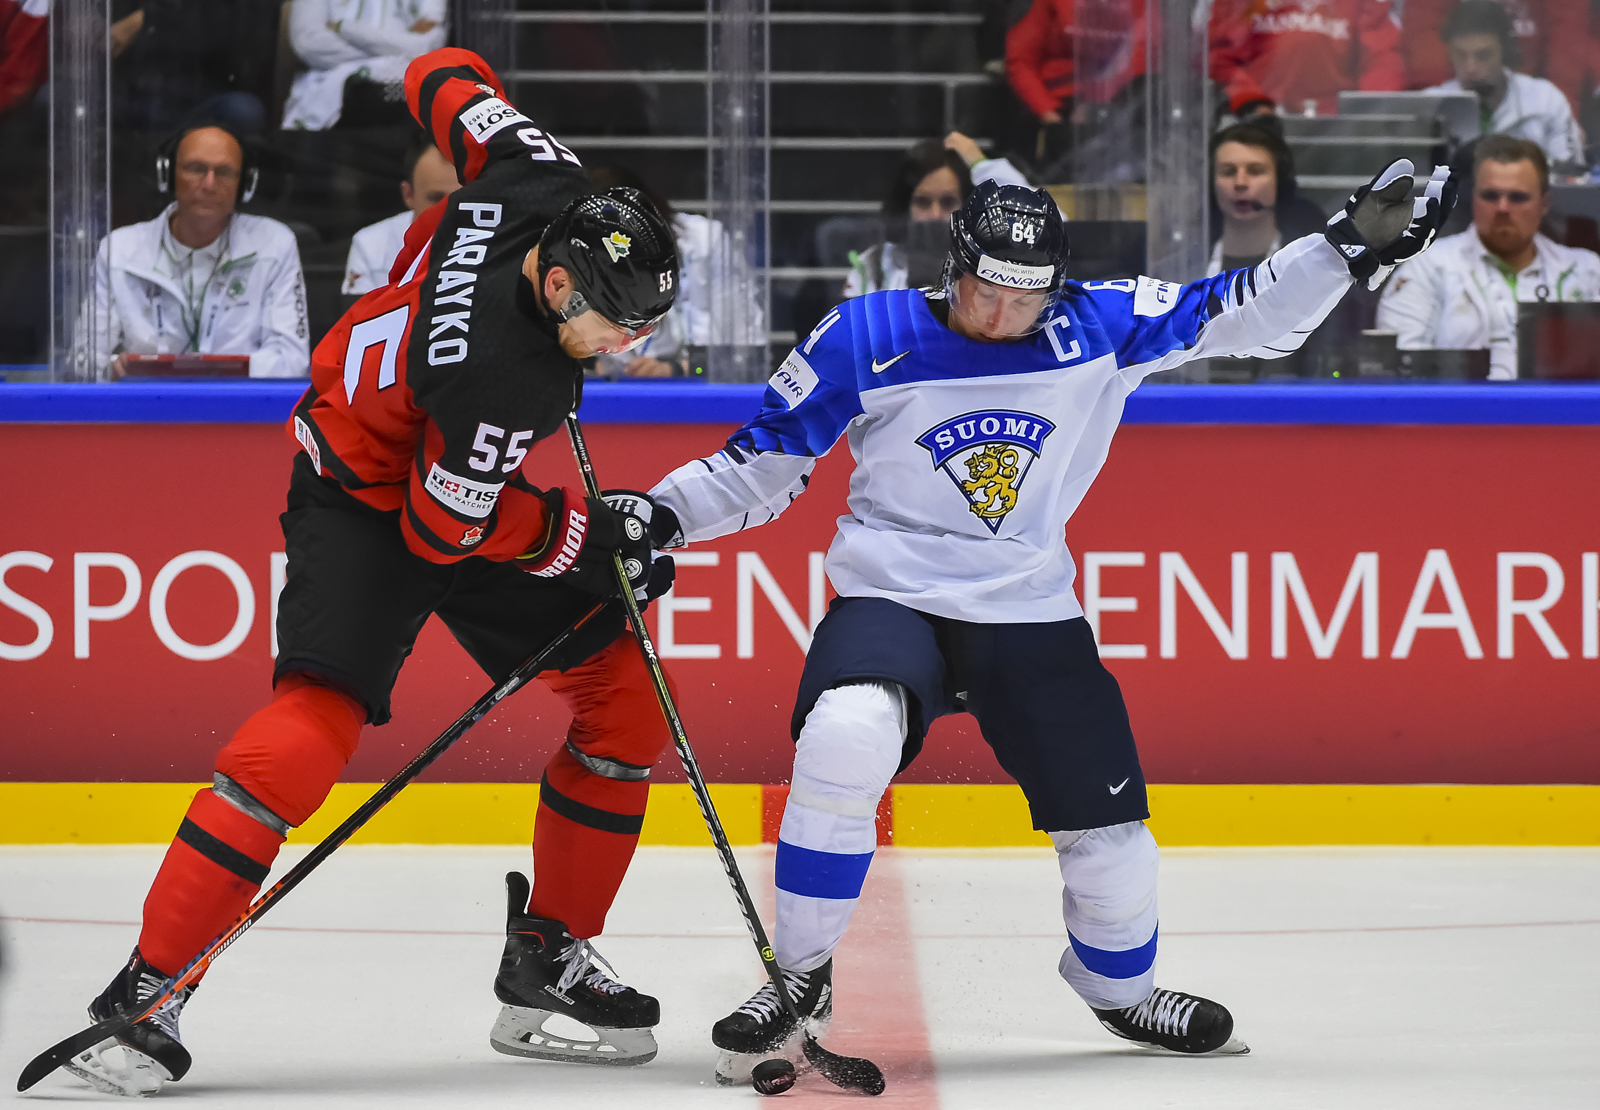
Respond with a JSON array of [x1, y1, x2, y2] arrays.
[[489, 1005, 657, 1066], [1112, 1033, 1252, 1057], [61, 1036, 173, 1097], [712, 1012, 833, 1086]]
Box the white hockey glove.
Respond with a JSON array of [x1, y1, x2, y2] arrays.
[[1324, 160, 1457, 290]]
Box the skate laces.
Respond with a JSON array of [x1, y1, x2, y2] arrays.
[[1123, 989, 1199, 1036], [131, 969, 190, 1043], [555, 939, 628, 996], [735, 968, 809, 1022]]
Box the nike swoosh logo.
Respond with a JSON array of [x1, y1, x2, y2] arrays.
[[1108, 777, 1130, 795], [871, 350, 910, 374]]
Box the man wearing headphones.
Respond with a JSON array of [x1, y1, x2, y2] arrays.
[[1426, 0, 1582, 167], [82, 123, 310, 379]]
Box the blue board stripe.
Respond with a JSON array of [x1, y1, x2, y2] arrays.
[[774, 839, 875, 900], [1068, 926, 1159, 980], [3, 381, 1600, 426]]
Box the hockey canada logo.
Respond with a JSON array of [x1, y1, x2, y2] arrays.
[[916, 410, 1056, 534], [603, 231, 632, 262], [460, 525, 485, 547]]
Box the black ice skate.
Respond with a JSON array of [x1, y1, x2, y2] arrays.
[[63, 948, 196, 1097], [1092, 987, 1249, 1055], [711, 960, 833, 1086], [488, 871, 659, 1065]]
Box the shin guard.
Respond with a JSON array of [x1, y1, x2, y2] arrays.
[[529, 745, 649, 938], [137, 678, 363, 976]]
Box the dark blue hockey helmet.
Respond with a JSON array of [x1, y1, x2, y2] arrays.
[[943, 180, 1070, 337]]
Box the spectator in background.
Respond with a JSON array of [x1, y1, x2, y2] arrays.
[[0, 0, 46, 117], [84, 124, 310, 378], [283, 0, 448, 130], [584, 164, 767, 379], [1401, 0, 1588, 117], [1426, 0, 1582, 167], [342, 128, 461, 297], [1005, 0, 1147, 128], [1209, 0, 1404, 119], [1206, 121, 1327, 275], [844, 133, 1031, 298], [1377, 134, 1600, 379]]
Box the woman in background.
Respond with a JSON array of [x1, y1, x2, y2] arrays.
[[844, 132, 1031, 297]]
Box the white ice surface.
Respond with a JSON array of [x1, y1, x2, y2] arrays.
[[1, 845, 1597, 1107]]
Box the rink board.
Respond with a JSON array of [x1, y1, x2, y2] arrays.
[[1, 782, 1595, 846], [2, 383, 1598, 846]]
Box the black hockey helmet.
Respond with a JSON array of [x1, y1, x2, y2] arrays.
[[537, 186, 680, 335], [943, 180, 1070, 336]]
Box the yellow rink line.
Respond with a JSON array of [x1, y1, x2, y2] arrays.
[[0, 783, 1594, 848]]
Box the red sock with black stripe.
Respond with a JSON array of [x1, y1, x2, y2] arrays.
[[137, 678, 363, 976], [529, 746, 650, 938], [137, 788, 285, 976]]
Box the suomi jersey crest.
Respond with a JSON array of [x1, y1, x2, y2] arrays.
[[916, 410, 1056, 533]]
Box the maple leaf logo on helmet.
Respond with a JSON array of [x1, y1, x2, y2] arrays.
[[603, 231, 632, 263]]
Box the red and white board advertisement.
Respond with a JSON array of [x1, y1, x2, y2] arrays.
[[2, 422, 1597, 785]]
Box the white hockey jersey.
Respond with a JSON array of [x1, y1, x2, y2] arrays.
[[650, 235, 1354, 624]]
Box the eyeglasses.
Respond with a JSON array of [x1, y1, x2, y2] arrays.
[[1476, 189, 1535, 205], [910, 192, 962, 214], [178, 161, 241, 183]]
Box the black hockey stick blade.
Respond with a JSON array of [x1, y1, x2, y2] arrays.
[[18, 1015, 135, 1092], [804, 1034, 887, 1096]]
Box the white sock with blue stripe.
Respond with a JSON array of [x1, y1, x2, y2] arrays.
[[1053, 821, 1161, 1009], [772, 682, 906, 972]]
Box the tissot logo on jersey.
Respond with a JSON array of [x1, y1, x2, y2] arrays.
[[916, 410, 1057, 534], [425, 463, 503, 518], [459, 96, 532, 144], [427, 202, 502, 366]]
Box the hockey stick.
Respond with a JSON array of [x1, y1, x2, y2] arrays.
[[18, 597, 614, 1094], [564, 413, 886, 1097]]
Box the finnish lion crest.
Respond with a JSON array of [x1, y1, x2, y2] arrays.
[[916, 409, 1056, 534]]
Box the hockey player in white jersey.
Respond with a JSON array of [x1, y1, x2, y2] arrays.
[[646, 161, 1455, 1082]]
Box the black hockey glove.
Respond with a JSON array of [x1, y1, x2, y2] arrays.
[[515, 487, 650, 597], [1325, 159, 1456, 290]]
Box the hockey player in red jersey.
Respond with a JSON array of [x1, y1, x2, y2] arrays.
[[64, 49, 686, 1098]]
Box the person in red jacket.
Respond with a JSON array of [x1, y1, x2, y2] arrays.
[[1400, 0, 1589, 117], [1005, 0, 1148, 126], [1209, 0, 1406, 118], [0, 0, 47, 116], [56, 49, 690, 1099]]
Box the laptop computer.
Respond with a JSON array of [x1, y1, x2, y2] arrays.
[[1336, 91, 1480, 146], [121, 353, 250, 378], [1516, 303, 1600, 380]]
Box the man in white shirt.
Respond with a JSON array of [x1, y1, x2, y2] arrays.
[[1426, 0, 1583, 166], [85, 124, 310, 379], [341, 129, 462, 297], [1377, 134, 1600, 379]]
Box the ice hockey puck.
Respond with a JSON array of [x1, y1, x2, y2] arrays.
[[752, 1058, 797, 1095]]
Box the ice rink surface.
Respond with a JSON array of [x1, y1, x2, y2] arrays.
[[2, 844, 1597, 1108]]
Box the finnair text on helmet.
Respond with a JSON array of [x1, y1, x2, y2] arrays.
[[427, 202, 503, 366], [974, 254, 1054, 290]]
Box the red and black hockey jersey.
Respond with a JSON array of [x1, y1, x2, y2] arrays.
[[289, 48, 592, 564]]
